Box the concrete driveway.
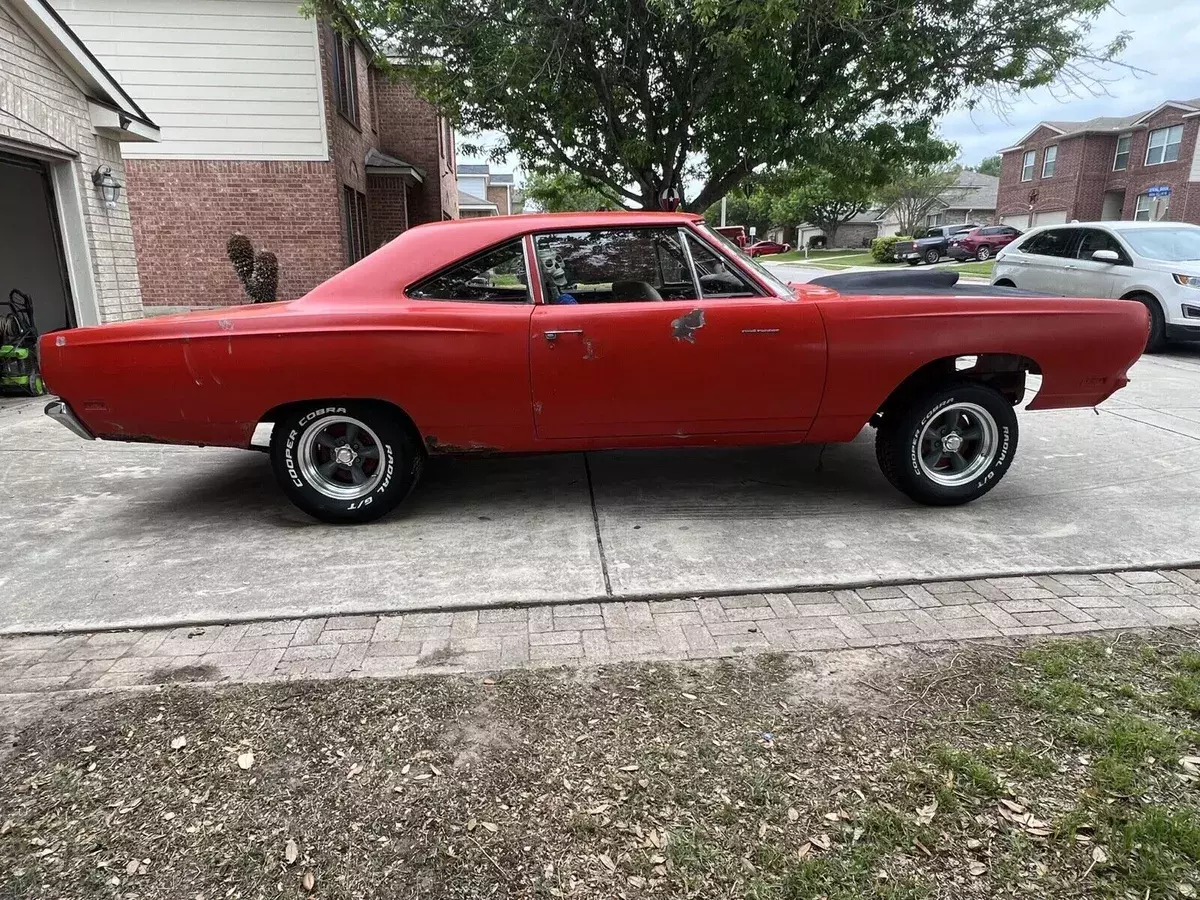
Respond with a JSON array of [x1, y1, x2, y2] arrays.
[[2, 347, 1199, 634]]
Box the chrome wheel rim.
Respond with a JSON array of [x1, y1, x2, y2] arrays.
[[297, 415, 386, 500], [917, 402, 998, 487], [978, 246, 991, 260]]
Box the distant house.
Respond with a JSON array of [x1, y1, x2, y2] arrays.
[[1, 0, 158, 334], [768, 171, 999, 248], [50, 0, 458, 313], [996, 98, 1200, 227], [456, 164, 517, 217]]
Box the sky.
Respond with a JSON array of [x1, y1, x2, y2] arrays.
[[458, 0, 1200, 186]]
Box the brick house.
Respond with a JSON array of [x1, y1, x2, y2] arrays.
[[456, 163, 516, 217], [50, 0, 458, 313], [1, 0, 158, 333], [996, 98, 1200, 228]]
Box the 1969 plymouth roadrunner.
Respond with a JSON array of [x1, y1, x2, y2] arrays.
[[39, 211, 1147, 524]]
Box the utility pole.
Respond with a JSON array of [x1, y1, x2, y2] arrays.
[[720, 196, 727, 227]]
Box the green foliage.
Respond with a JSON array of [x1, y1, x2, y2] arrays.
[[871, 234, 910, 263], [975, 155, 1002, 177], [876, 166, 964, 237], [315, 0, 1128, 209], [523, 166, 622, 212]]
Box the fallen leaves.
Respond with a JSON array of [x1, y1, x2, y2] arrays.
[[285, 839, 299, 865], [169, 736, 187, 750], [915, 798, 938, 826], [301, 870, 315, 891], [236, 751, 255, 770]]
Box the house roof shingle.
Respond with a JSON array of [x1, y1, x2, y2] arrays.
[[457, 164, 491, 175], [1008, 98, 1200, 148], [941, 170, 999, 211], [458, 189, 497, 210]]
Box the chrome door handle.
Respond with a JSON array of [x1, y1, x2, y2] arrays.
[[742, 328, 780, 334], [543, 329, 583, 341]]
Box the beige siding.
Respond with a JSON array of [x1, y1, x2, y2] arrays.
[[0, 0, 144, 322], [50, 0, 328, 160]]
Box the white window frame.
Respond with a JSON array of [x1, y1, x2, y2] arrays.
[[1145, 125, 1184, 166], [1113, 134, 1131, 171], [926, 212, 943, 228], [1134, 193, 1152, 221], [1042, 145, 1058, 178], [1021, 150, 1036, 182]]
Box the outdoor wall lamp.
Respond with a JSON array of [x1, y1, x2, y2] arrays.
[[92, 165, 122, 208]]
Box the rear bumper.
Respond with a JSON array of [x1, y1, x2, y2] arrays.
[[45, 400, 95, 440]]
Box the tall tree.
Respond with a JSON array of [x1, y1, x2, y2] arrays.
[[876, 167, 965, 236], [315, 0, 1127, 210], [974, 155, 1003, 177], [524, 167, 622, 212]]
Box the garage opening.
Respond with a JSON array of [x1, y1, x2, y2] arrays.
[[0, 151, 75, 336]]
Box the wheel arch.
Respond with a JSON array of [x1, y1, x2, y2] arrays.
[[258, 397, 425, 455], [874, 353, 1042, 421]]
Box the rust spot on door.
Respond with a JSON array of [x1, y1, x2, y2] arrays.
[[671, 308, 705, 343]]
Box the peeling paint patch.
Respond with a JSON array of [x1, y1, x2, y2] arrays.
[[55, 335, 66, 347], [217, 318, 234, 331], [582, 337, 596, 360], [533, 401, 543, 414], [671, 308, 705, 343], [425, 435, 498, 454]]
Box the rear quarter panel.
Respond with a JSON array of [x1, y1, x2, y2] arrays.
[[806, 292, 1147, 442]]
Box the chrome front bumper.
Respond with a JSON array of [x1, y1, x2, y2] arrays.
[[45, 400, 95, 440]]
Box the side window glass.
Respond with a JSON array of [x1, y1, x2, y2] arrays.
[[685, 234, 759, 298], [408, 241, 529, 302], [1021, 229, 1075, 257], [1076, 230, 1125, 262], [533, 228, 692, 304]]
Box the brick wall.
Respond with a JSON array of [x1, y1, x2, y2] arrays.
[[486, 183, 510, 215], [997, 110, 1200, 225], [125, 159, 343, 308], [367, 173, 407, 247], [830, 223, 877, 249], [373, 74, 457, 221], [0, 4, 144, 323]]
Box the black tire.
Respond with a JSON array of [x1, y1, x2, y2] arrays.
[[270, 401, 421, 524], [924, 248, 940, 265], [976, 245, 992, 261], [1128, 292, 1167, 353], [875, 382, 1018, 506]]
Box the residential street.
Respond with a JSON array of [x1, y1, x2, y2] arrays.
[[2, 346, 1199, 635]]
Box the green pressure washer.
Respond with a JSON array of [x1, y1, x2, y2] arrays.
[[1, 289, 45, 396]]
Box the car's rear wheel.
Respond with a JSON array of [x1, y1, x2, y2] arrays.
[[1126, 292, 1166, 353], [270, 401, 421, 524], [976, 245, 992, 261], [876, 383, 1018, 506], [924, 248, 940, 265]]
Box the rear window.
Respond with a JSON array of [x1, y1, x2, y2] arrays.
[[1017, 228, 1079, 258]]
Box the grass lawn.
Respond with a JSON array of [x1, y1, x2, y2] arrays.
[[947, 260, 995, 279], [3, 634, 1198, 898], [758, 249, 875, 264]]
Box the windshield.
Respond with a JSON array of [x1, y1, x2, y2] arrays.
[[697, 224, 793, 298], [1113, 226, 1200, 262]]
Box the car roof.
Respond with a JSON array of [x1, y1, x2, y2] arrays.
[[301, 210, 706, 303]]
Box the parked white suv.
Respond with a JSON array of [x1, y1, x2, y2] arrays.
[[991, 221, 1200, 351]]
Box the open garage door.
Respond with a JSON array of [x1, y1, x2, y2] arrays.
[[1033, 210, 1069, 226], [0, 153, 74, 335]]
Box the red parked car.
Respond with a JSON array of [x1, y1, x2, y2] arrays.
[[745, 239, 790, 257], [40, 211, 1146, 524], [948, 225, 1023, 262]]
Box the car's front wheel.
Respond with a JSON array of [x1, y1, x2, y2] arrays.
[[270, 401, 421, 523], [976, 245, 992, 261], [1127, 292, 1167, 353], [875, 383, 1018, 506], [924, 248, 940, 265]]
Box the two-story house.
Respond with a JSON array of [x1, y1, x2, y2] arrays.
[[996, 98, 1200, 228], [455, 163, 516, 217], [49, 0, 458, 312]]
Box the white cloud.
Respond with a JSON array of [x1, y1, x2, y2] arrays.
[[941, 0, 1200, 164]]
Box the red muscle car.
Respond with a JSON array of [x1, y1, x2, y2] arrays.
[[745, 239, 790, 257], [39, 211, 1147, 524]]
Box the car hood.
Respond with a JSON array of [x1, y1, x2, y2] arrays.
[[1136, 257, 1200, 276]]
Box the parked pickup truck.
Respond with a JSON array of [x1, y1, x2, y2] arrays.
[[895, 224, 980, 265]]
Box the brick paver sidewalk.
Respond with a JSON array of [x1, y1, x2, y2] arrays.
[[4, 569, 1200, 699]]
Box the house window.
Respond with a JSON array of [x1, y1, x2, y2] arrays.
[[330, 30, 359, 127], [1145, 125, 1183, 166], [1134, 192, 1170, 222], [1113, 134, 1131, 170], [342, 185, 368, 263], [1021, 150, 1036, 182], [1042, 145, 1058, 178], [926, 212, 943, 227]]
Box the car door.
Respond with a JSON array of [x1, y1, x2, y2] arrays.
[[528, 226, 826, 440], [1062, 228, 1132, 298], [1009, 227, 1081, 293]]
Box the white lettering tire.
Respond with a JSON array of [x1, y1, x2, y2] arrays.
[[875, 383, 1018, 506], [270, 401, 420, 524]]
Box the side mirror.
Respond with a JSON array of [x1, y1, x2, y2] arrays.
[[1092, 249, 1120, 263]]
